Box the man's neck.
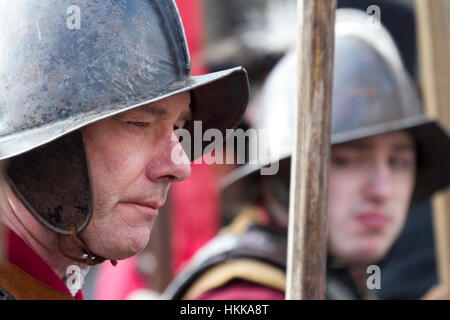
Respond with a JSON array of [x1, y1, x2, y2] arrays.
[[0, 176, 89, 282]]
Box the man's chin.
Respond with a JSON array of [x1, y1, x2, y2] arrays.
[[351, 246, 388, 265], [105, 245, 149, 261], [94, 230, 152, 261], [334, 242, 387, 266]]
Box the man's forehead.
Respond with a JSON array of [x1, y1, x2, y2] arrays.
[[333, 131, 415, 151], [132, 92, 192, 119]]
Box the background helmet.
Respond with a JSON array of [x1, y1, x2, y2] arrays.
[[222, 9, 450, 203], [0, 0, 249, 235]]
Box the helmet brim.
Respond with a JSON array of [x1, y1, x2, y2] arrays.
[[0, 67, 249, 162], [408, 119, 450, 201]]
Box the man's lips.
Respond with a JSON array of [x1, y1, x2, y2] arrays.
[[355, 212, 390, 229], [120, 200, 164, 216]]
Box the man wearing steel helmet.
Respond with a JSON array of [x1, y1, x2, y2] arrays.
[[0, 0, 249, 300], [163, 9, 450, 300]]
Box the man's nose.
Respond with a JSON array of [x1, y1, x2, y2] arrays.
[[146, 132, 191, 183], [362, 161, 393, 203]]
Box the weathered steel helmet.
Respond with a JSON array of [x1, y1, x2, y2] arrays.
[[0, 0, 249, 237], [222, 9, 450, 202]]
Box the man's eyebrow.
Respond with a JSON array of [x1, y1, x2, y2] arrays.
[[335, 141, 373, 150], [135, 103, 192, 121], [139, 105, 168, 116], [392, 143, 415, 152]]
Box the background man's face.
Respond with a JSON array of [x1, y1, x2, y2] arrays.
[[80, 92, 192, 260], [327, 131, 416, 265]]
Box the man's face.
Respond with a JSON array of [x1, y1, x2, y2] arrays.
[[327, 131, 416, 265], [80, 92, 192, 260]]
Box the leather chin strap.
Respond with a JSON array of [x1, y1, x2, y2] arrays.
[[57, 226, 117, 267]]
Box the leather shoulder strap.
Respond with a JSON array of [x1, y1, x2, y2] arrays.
[[0, 260, 72, 300]]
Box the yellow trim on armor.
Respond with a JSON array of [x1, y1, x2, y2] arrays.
[[183, 258, 286, 299], [219, 207, 265, 235]]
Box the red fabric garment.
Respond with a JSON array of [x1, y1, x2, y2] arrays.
[[175, 0, 207, 75], [171, 3, 219, 272], [194, 280, 285, 300], [94, 256, 147, 300], [6, 228, 83, 300], [170, 162, 221, 274]]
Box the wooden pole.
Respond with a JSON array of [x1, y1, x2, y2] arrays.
[[416, 0, 450, 291], [286, 0, 336, 300]]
